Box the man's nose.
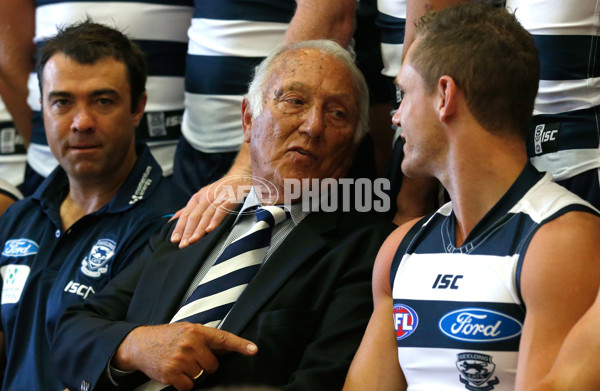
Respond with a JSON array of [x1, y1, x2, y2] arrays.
[[71, 105, 95, 132], [299, 106, 325, 137], [392, 104, 402, 129]]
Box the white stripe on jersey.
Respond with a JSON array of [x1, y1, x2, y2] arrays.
[[393, 253, 520, 304], [377, 0, 406, 19], [381, 42, 404, 78], [182, 93, 244, 153], [35, 2, 192, 42], [398, 348, 518, 391], [506, 0, 600, 36], [534, 78, 600, 115], [188, 19, 287, 57]]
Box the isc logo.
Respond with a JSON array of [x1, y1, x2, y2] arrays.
[[541, 129, 558, 142], [393, 303, 418, 340], [64, 280, 95, 299], [432, 274, 463, 289]]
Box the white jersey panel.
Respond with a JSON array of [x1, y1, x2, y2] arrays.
[[188, 19, 288, 57]]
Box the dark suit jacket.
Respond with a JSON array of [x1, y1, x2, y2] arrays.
[[51, 207, 394, 391]]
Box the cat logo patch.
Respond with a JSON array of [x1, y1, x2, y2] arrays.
[[81, 239, 116, 278], [456, 352, 500, 391]]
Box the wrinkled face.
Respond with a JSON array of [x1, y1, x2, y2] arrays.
[[243, 48, 360, 194], [42, 53, 144, 183], [392, 47, 444, 178]]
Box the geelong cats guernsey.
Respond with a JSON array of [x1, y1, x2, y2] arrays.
[[390, 164, 598, 391]]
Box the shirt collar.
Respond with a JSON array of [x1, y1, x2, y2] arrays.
[[32, 143, 163, 215]]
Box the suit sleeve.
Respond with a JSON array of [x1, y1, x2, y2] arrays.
[[49, 222, 174, 391], [285, 222, 395, 391]]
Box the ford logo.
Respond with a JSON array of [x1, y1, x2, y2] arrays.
[[2, 239, 39, 257], [439, 308, 522, 343]]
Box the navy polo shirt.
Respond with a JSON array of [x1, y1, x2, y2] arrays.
[[0, 144, 187, 390]]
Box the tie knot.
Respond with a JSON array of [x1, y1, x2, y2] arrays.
[[256, 206, 288, 227]]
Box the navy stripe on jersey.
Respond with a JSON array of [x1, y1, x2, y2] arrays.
[[185, 55, 264, 95], [527, 107, 600, 157], [376, 12, 405, 44], [193, 0, 295, 23], [136, 41, 187, 76], [37, 0, 192, 6], [35, 40, 187, 77], [534, 35, 600, 80], [394, 299, 524, 351]]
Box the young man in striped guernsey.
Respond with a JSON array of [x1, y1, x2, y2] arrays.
[[0, 0, 193, 196], [345, 3, 600, 391]]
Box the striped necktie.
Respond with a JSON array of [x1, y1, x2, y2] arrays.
[[170, 205, 288, 327]]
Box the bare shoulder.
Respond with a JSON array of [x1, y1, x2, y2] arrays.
[[373, 217, 423, 299]]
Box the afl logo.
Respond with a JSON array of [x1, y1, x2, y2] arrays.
[[393, 304, 418, 340], [81, 239, 116, 278], [439, 308, 522, 343]]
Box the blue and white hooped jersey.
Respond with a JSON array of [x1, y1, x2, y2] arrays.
[[507, 0, 600, 181], [27, 0, 193, 177], [0, 96, 26, 187], [390, 164, 597, 391], [182, 0, 295, 153]]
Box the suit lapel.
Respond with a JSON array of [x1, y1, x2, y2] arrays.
[[221, 210, 341, 335], [148, 211, 240, 321]]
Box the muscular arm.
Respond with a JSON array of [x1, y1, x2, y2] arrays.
[[0, 0, 35, 146], [515, 211, 600, 389], [526, 287, 600, 391], [285, 0, 356, 47], [344, 221, 421, 390], [403, 0, 470, 61]]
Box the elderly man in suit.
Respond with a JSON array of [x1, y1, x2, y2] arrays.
[[51, 39, 394, 391]]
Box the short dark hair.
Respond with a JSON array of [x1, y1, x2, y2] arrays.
[[411, 3, 540, 140], [36, 19, 147, 112]]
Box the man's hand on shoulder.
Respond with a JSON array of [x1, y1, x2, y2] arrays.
[[170, 145, 252, 248], [113, 323, 257, 391]]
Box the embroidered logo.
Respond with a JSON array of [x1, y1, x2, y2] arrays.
[[129, 166, 152, 205], [2, 239, 39, 257], [533, 122, 560, 155], [81, 239, 116, 278], [393, 303, 418, 340], [456, 352, 500, 391]]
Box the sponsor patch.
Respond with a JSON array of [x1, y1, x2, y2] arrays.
[[533, 122, 560, 155], [81, 239, 116, 278], [439, 308, 522, 342], [456, 352, 500, 391], [129, 166, 152, 205], [393, 303, 418, 340], [0, 265, 31, 304], [2, 239, 39, 257]]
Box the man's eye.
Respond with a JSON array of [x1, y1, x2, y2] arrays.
[[53, 99, 69, 107], [97, 98, 113, 106], [395, 86, 404, 105], [285, 98, 304, 105], [332, 110, 347, 119]]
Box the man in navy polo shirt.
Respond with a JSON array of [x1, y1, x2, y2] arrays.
[[0, 21, 187, 390]]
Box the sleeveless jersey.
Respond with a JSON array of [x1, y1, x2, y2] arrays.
[[0, 96, 26, 186], [27, 0, 193, 177], [390, 164, 596, 391], [507, 0, 600, 181]]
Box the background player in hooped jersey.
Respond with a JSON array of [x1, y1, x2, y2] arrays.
[[344, 3, 600, 391], [0, 0, 192, 196], [0, 21, 187, 390]]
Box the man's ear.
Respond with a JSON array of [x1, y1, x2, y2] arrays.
[[241, 97, 253, 143], [132, 92, 148, 127], [437, 75, 457, 123]]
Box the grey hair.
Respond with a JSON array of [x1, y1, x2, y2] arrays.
[[246, 39, 369, 144]]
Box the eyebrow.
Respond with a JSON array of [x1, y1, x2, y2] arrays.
[[47, 89, 119, 99]]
